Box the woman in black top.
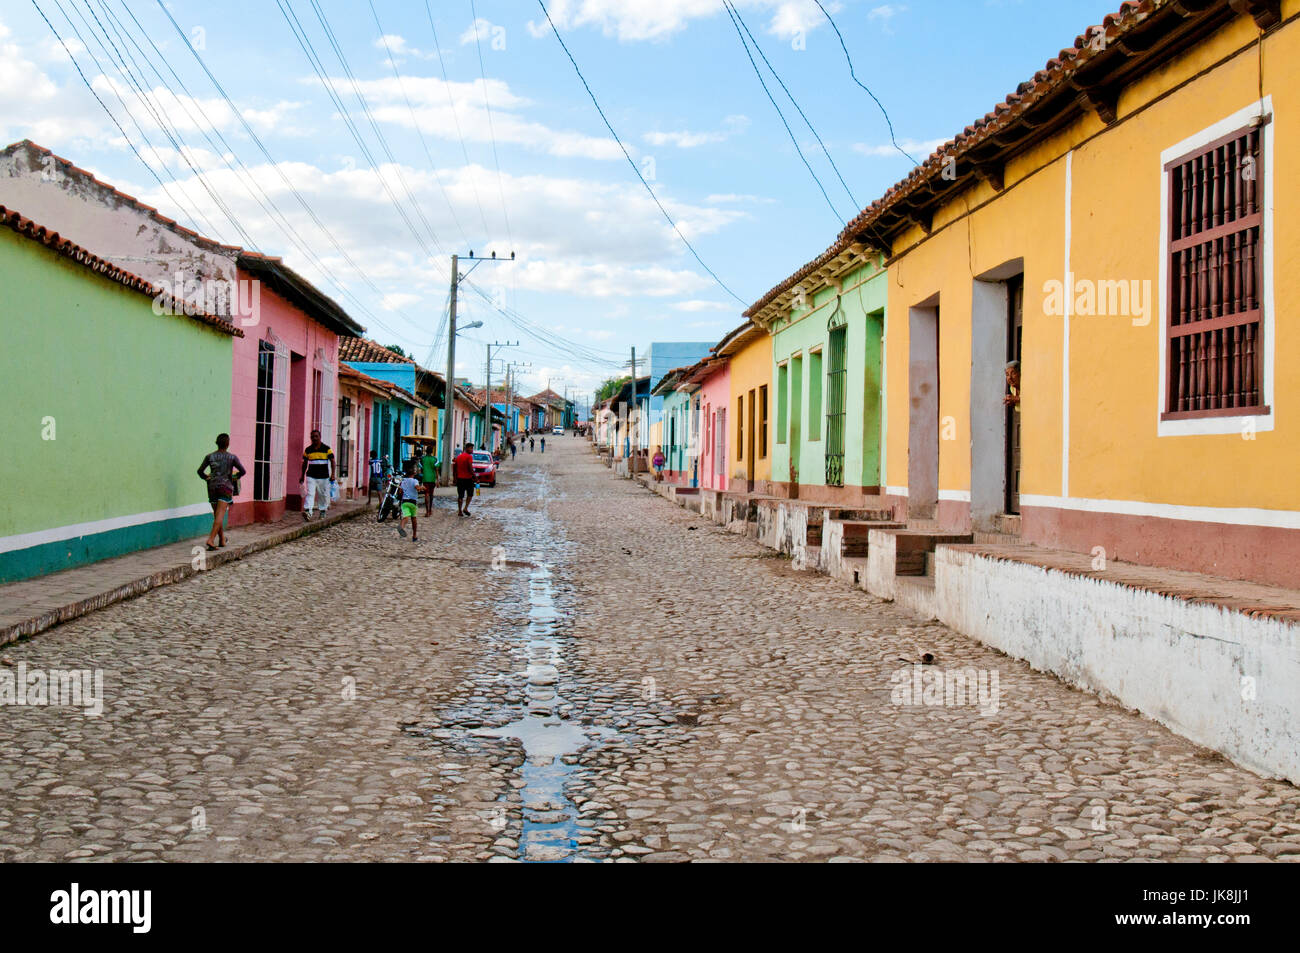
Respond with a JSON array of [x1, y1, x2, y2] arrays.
[[197, 433, 247, 551]]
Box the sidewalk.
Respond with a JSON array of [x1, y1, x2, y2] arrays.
[[0, 500, 370, 646]]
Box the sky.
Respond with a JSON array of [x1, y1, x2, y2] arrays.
[[1, 0, 1118, 408]]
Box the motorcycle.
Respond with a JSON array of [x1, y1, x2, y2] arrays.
[[376, 471, 403, 522]]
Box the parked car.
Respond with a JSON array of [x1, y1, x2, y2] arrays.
[[472, 450, 497, 487], [552, 425, 564, 435]]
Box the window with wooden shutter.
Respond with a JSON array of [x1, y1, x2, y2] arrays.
[[1164, 122, 1267, 419]]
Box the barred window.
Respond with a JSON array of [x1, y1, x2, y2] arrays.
[[1164, 122, 1267, 419]]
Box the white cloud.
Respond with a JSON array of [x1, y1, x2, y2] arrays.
[[705, 192, 776, 204], [852, 137, 948, 158], [766, 1, 841, 40], [373, 34, 437, 62], [512, 260, 716, 298], [526, 0, 838, 43], [382, 292, 422, 311], [672, 299, 734, 312], [867, 4, 907, 34], [643, 114, 748, 149], [333, 74, 625, 161], [458, 18, 504, 47]]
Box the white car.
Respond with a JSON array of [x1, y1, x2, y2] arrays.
[[552, 425, 564, 435]]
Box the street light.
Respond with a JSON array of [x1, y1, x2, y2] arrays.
[[458, 320, 483, 332]]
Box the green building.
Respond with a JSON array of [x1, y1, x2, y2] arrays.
[[749, 249, 887, 505], [0, 206, 241, 583]]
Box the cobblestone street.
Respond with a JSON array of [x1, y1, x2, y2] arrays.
[[2, 438, 1298, 863]]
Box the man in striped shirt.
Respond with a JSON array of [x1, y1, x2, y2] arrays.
[[301, 430, 334, 521]]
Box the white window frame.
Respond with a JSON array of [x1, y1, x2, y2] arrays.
[[1157, 96, 1274, 437]]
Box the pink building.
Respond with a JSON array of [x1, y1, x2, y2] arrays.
[[677, 357, 731, 492], [227, 253, 362, 526]]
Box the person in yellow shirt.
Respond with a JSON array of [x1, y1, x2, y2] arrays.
[[301, 429, 335, 521]]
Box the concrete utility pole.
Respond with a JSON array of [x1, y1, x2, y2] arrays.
[[629, 346, 638, 464], [484, 341, 518, 449], [441, 254, 459, 485], [441, 250, 513, 481]]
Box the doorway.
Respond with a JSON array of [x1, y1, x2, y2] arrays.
[[1005, 275, 1023, 515], [908, 301, 940, 519], [745, 388, 756, 491]]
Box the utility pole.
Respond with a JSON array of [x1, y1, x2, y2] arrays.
[[441, 250, 514, 482], [629, 346, 638, 465], [441, 254, 459, 485], [484, 341, 518, 450]]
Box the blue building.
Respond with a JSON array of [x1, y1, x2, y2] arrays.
[[644, 342, 714, 431]]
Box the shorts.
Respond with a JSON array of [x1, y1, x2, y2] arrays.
[[400, 501, 418, 518], [455, 478, 475, 498], [208, 482, 234, 505]]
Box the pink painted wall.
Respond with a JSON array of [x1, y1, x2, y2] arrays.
[[338, 383, 374, 496], [698, 363, 731, 492], [229, 267, 339, 523]]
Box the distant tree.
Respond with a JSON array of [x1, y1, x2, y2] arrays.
[[596, 375, 629, 402], [384, 344, 407, 358]]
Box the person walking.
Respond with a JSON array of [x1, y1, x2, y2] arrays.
[[652, 446, 666, 481], [508, 438, 517, 460], [301, 429, 335, 520], [454, 442, 477, 517], [420, 443, 439, 516], [529, 436, 535, 452], [540, 436, 546, 453], [197, 433, 246, 551], [367, 450, 385, 503], [396, 461, 420, 542]]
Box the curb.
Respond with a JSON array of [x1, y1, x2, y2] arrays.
[[0, 505, 372, 647]]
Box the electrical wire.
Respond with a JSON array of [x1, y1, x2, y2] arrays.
[[534, 0, 747, 307], [722, 0, 844, 225], [727, 1, 858, 210], [425, 0, 492, 237], [812, 0, 918, 165], [367, 0, 470, 250]]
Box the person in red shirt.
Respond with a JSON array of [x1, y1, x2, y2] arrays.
[[454, 442, 477, 516]]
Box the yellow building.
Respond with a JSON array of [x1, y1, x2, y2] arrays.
[[857, 0, 1295, 586], [719, 321, 773, 493]]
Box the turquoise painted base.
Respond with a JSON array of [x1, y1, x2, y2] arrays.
[[0, 513, 213, 585]]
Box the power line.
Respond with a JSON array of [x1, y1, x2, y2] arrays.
[[84, 0, 257, 246], [108, 0, 424, 340], [812, 0, 918, 165], [722, 0, 845, 225], [305, 0, 445, 259], [367, 0, 470, 249], [534, 0, 747, 307], [36, 0, 214, 238], [151, 0, 432, 341], [467, 0, 514, 251], [425, 0, 492, 237], [727, 1, 858, 210]]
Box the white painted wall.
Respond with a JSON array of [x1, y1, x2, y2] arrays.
[[936, 546, 1300, 783]]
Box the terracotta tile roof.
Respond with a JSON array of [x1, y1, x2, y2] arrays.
[[712, 320, 762, 357], [528, 388, 568, 406], [744, 0, 1259, 321], [339, 336, 414, 364], [0, 204, 242, 337], [3, 140, 363, 336], [237, 252, 363, 336], [2, 140, 243, 257]]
